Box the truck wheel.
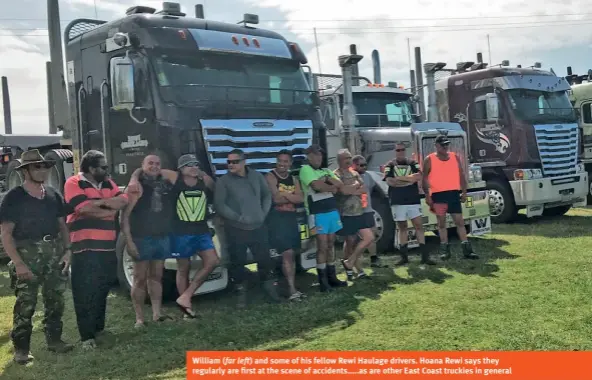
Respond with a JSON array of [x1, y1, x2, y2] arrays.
[[5, 160, 23, 190], [486, 179, 517, 223], [115, 234, 178, 303], [44, 149, 73, 194], [373, 196, 394, 254], [542, 205, 571, 217]]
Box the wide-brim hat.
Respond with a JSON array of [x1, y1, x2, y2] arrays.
[[15, 149, 56, 170]]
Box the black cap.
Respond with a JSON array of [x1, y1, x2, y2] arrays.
[[305, 144, 324, 154], [435, 135, 450, 145]]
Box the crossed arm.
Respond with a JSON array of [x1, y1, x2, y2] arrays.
[[265, 173, 304, 205]]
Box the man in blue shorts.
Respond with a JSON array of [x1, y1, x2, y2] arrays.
[[299, 145, 348, 292], [122, 154, 175, 328], [127, 154, 220, 318]]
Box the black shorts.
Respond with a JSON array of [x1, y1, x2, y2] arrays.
[[338, 214, 370, 236], [362, 212, 376, 229], [431, 190, 462, 215], [267, 210, 301, 254]]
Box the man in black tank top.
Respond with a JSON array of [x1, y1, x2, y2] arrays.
[[265, 150, 306, 302], [122, 154, 175, 328], [128, 154, 219, 319]]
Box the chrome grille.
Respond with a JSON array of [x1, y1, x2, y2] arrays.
[[533, 124, 579, 177], [201, 119, 314, 176]]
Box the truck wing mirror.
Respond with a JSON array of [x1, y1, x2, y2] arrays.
[[109, 54, 146, 124]]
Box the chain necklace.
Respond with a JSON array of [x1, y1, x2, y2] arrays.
[[23, 183, 45, 199]]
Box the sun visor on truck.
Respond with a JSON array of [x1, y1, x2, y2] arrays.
[[471, 75, 572, 92], [187, 29, 293, 59]]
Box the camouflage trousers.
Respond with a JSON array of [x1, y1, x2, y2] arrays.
[[8, 239, 68, 351]]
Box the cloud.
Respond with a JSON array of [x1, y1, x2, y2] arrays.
[[248, 0, 592, 87]]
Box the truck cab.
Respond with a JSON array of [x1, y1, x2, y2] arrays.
[[428, 64, 587, 223], [313, 70, 490, 253], [33, 2, 325, 299]]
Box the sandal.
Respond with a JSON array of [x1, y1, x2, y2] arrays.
[[176, 302, 197, 319]]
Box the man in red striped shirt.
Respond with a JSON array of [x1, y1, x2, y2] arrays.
[[63, 150, 128, 350]]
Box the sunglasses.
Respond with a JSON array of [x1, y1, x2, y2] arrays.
[[227, 159, 242, 165], [31, 163, 49, 170], [183, 162, 200, 168], [395, 148, 405, 152], [358, 163, 367, 167]]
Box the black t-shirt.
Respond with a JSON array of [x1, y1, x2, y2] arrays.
[[0, 186, 66, 241], [172, 175, 212, 236], [129, 175, 175, 238], [383, 159, 422, 205]]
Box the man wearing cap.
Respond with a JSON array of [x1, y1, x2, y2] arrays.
[[0, 149, 74, 364], [127, 154, 219, 318], [422, 136, 479, 260], [213, 149, 281, 307], [298, 144, 348, 292]]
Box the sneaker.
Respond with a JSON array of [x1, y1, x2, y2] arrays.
[[13, 350, 34, 365], [47, 339, 74, 353], [81, 339, 97, 350], [357, 271, 371, 280]]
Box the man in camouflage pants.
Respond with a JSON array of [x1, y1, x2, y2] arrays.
[[0, 149, 73, 364]]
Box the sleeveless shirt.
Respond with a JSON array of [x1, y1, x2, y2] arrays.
[[271, 170, 297, 212], [129, 174, 174, 238], [427, 152, 461, 194], [172, 174, 211, 235]]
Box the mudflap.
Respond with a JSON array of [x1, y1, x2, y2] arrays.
[[394, 228, 420, 250], [468, 216, 492, 236]]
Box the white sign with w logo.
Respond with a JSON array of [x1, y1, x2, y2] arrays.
[[470, 217, 492, 236]]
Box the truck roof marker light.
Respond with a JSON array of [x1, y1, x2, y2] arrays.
[[252, 38, 260, 48], [242, 36, 250, 46], [178, 30, 187, 40], [231, 35, 239, 45]]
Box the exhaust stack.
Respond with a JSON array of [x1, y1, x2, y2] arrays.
[[477, 52, 483, 63], [46, 61, 56, 134], [195, 4, 204, 18], [371, 49, 381, 84], [47, 0, 68, 136], [1, 76, 13, 134], [350, 44, 360, 86], [414, 47, 425, 121]]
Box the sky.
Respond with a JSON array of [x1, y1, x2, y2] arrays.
[[1, 0, 592, 134]]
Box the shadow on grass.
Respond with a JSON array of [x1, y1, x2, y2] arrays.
[[492, 213, 592, 238], [0, 233, 517, 380]]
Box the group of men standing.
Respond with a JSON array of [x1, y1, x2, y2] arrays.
[[0, 134, 477, 365]]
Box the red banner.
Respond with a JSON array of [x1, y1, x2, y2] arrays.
[[186, 351, 583, 379]]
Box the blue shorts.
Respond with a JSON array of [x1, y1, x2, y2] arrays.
[[133, 236, 170, 261], [310, 210, 342, 235], [170, 234, 215, 259]]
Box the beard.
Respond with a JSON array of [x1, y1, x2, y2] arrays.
[[93, 173, 107, 183]]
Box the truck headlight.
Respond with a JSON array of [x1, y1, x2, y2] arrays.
[[468, 165, 482, 183], [513, 168, 543, 180]]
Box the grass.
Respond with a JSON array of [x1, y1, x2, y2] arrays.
[[2, 208, 592, 379]]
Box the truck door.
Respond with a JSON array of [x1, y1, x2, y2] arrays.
[[107, 54, 157, 185], [468, 91, 511, 163], [80, 45, 109, 155]]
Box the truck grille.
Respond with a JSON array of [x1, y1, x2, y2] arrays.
[[201, 119, 314, 176], [533, 124, 579, 177], [420, 136, 468, 175]]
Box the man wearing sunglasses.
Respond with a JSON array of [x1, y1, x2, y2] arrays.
[[1, 150, 74, 364], [127, 154, 219, 319], [422, 135, 479, 260], [384, 143, 434, 265], [64, 150, 129, 350], [214, 149, 281, 307]]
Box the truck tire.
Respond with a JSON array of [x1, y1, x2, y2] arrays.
[[44, 149, 73, 194], [5, 159, 23, 190], [486, 178, 518, 223], [542, 205, 571, 217], [373, 196, 394, 254], [115, 234, 178, 303]]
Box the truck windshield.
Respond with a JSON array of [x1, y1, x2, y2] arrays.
[[506, 89, 577, 124], [348, 92, 415, 127], [151, 51, 314, 118]]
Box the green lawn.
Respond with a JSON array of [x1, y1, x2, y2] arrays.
[[2, 209, 592, 379]]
